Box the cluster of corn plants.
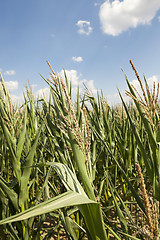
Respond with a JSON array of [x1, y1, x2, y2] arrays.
[[0, 60, 160, 239]]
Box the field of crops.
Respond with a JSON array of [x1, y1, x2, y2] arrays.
[[0, 60, 160, 240]]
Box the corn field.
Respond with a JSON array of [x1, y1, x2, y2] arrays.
[[0, 60, 160, 240]]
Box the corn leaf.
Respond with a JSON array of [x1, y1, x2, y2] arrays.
[[0, 191, 96, 225], [19, 123, 43, 207], [0, 176, 19, 211]]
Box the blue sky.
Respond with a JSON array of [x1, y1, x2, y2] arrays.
[[0, 0, 160, 104]]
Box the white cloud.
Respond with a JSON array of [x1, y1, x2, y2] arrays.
[[4, 81, 18, 91], [60, 69, 80, 86], [11, 87, 51, 104], [130, 79, 141, 91], [76, 20, 93, 35], [99, 0, 160, 36], [130, 75, 159, 93], [0, 68, 3, 72], [106, 75, 160, 105], [86, 79, 97, 94], [158, 16, 160, 22], [10, 92, 24, 104], [36, 87, 50, 100], [147, 75, 159, 87], [4, 70, 16, 76], [72, 56, 83, 63], [106, 92, 122, 105], [59, 69, 97, 98]]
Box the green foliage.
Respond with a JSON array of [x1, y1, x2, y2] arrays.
[[0, 62, 160, 239]]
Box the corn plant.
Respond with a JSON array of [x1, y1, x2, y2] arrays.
[[0, 61, 160, 239], [0, 74, 50, 239]]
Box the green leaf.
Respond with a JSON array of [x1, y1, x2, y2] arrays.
[[0, 191, 96, 225], [93, 125, 146, 214], [0, 176, 19, 211], [0, 113, 21, 182], [68, 130, 95, 201], [19, 123, 43, 207], [105, 224, 121, 240], [46, 162, 86, 195], [16, 107, 27, 163], [47, 162, 108, 240], [79, 203, 107, 240], [125, 77, 157, 150], [118, 231, 141, 240], [118, 89, 152, 178]]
